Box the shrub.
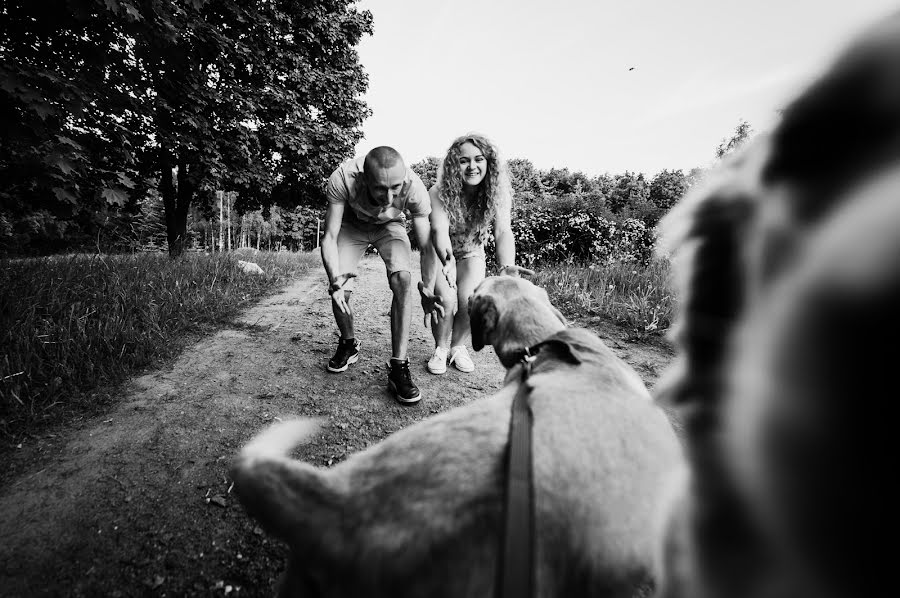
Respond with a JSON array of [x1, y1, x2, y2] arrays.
[[487, 201, 656, 267]]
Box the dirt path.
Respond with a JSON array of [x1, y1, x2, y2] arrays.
[[0, 256, 673, 597]]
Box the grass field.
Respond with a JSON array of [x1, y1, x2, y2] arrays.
[[0, 249, 319, 439], [534, 258, 674, 332]]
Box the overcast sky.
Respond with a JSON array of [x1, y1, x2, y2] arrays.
[[352, 0, 898, 177]]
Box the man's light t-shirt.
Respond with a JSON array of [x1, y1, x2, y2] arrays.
[[325, 156, 431, 224]]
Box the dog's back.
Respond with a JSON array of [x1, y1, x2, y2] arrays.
[[526, 329, 682, 594], [232, 324, 682, 597]]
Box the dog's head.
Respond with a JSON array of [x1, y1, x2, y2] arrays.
[[655, 9, 900, 598], [468, 276, 567, 368]]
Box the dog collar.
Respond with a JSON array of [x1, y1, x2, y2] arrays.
[[509, 342, 546, 368]]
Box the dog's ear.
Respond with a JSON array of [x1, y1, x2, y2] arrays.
[[469, 293, 498, 351]]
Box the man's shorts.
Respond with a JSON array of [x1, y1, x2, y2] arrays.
[[337, 219, 412, 292]]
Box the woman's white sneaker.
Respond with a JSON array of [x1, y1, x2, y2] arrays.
[[427, 346, 448, 374], [449, 346, 475, 373]]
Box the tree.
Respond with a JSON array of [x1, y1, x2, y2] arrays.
[[569, 171, 595, 195], [128, 0, 373, 255], [590, 173, 615, 198], [715, 119, 754, 160], [540, 167, 575, 196], [506, 158, 543, 195], [410, 156, 439, 190], [607, 171, 648, 214], [649, 169, 687, 213], [1, 0, 373, 256], [1, 0, 149, 253]]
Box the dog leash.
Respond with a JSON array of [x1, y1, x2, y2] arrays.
[[498, 344, 540, 598]]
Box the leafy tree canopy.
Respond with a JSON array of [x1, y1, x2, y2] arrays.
[[1, 0, 373, 255], [649, 169, 687, 213], [606, 171, 648, 214], [410, 156, 439, 191], [506, 157, 544, 195], [715, 118, 754, 160]]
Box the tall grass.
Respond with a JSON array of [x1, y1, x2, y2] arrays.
[[0, 250, 318, 436], [530, 258, 674, 333]]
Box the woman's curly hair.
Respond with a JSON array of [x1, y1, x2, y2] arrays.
[[435, 133, 513, 239]]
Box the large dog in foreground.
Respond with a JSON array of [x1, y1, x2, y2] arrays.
[[231, 276, 682, 597], [654, 11, 900, 598]]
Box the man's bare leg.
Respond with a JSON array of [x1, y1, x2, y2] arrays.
[[331, 291, 355, 339], [327, 291, 359, 373], [388, 270, 412, 359]]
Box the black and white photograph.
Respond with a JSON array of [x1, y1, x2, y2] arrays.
[[2, 0, 899, 596]]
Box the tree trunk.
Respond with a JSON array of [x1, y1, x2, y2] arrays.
[[168, 158, 193, 258], [218, 191, 224, 252], [227, 192, 232, 252], [160, 158, 190, 258], [161, 162, 176, 251]]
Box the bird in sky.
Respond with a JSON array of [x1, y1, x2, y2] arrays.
[[628, 67, 635, 71]]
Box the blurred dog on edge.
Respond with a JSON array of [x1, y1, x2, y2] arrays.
[[653, 10, 900, 598]]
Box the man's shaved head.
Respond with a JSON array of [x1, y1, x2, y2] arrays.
[[363, 146, 404, 177], [362, 147, 407, 207]]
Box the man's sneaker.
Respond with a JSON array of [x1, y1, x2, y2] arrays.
[[388, 358, 421, 405], [327, 338, 360, 373], [449, 345, 475, 373], [427, 346, 448, 375]]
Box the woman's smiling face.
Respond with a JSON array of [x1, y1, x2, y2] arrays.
[[458, 141, 487, 188]]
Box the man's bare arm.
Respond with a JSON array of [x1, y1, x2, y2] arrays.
[[321, 202, 355, 313], [412, 215, 435, 289]]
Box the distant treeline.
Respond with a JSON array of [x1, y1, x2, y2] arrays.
[[0, 157, 699, 258], [0, 0, 754, 260]]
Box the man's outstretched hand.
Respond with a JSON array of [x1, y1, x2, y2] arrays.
[[330, 272, 357, 314], [417, 281, 445, 328]]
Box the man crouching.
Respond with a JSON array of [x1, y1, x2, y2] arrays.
[[320, 146, 441, 405]]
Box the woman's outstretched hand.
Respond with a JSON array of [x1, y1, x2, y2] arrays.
[[499, 264, 535, 278], [439, 248, 457, 289]]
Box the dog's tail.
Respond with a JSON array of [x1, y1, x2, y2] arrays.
[[231, 418, 344, 554], [237, 417, 321, 463]]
